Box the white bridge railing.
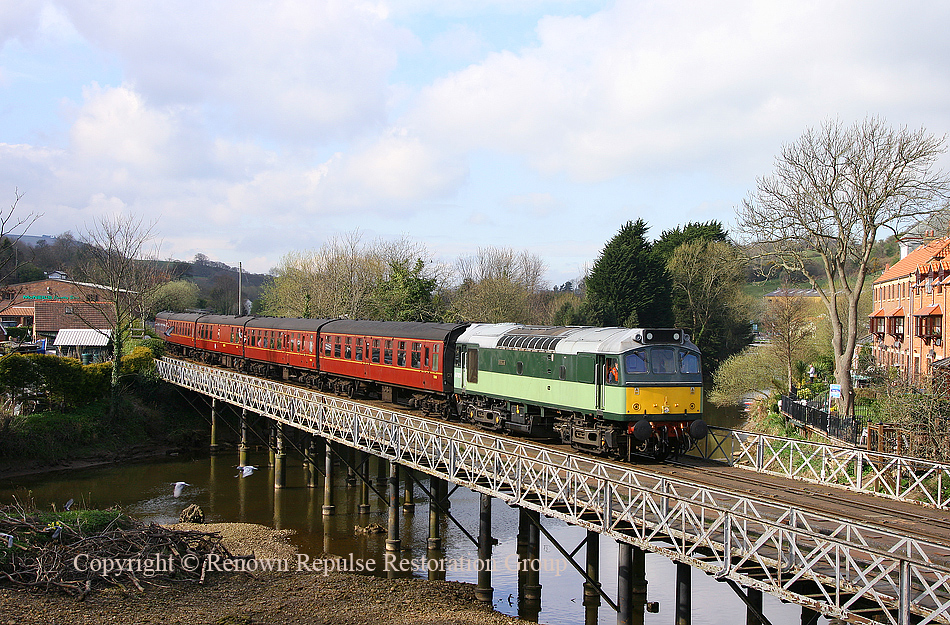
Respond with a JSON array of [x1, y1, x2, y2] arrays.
[[691, 427, 950, 509], [157, 358, 950, 625]]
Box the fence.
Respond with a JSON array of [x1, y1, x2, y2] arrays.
[[780, 395, 861, 444]]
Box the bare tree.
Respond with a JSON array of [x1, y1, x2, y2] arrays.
[[761, 284, 817, 393], [450, 246, 548, 324], [73, 215, 164, 414], [0, 189, 41, 285], [738, 118, 950, 416]]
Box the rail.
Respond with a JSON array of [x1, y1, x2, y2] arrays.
[[156, 358, 950, 625]]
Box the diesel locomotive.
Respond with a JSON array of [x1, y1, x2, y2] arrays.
[[155, 312, 707, 460]]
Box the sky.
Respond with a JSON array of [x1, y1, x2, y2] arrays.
[[2, 1, 950, 285]]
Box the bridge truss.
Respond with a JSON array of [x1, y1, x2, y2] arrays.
[[157, 358, 950, 625]]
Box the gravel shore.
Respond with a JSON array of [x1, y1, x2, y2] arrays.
[[0, 522, 527, 625]]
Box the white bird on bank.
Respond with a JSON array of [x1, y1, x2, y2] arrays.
[[0, 533, 13, 548], [172, 482, 191, 498], [235, 465, 258, 478]]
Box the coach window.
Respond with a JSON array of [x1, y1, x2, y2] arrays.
[[384, 340, 393, 365], [424, 346, 430, 368], [334, 336, 341, 358], [355, 338, 363, 361], [411, 343, 421, 368], [372, 339, 381, 363], [345, 337, 352, 359], [324, 338, 332, 357], [433, 344, 439, 370]]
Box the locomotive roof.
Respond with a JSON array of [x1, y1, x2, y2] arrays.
[[322, 320, 469, 341], [458, 324, 697, 354]]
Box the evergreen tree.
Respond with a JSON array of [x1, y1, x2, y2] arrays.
[[653, 220, 729, 263], [585, 219, 672, 327]]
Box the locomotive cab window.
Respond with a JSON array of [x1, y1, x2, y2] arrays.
[[625, 351, 648, 374], [680, 351, 700, 374], [651, 348, 675, 374]]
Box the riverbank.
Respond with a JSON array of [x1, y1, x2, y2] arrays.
[[0, 521, 525, 625]]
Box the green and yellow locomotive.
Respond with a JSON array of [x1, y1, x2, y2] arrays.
[[453, 324, 707, 460]]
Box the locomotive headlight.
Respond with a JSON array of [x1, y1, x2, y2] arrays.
[[662, 406, 670, 413]]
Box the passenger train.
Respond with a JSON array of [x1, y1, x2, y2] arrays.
[[155, 312, 708, 460]]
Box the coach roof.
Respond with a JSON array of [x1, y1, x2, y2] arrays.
[[244, 317, 334, 331], [322, 320, 468, 341]]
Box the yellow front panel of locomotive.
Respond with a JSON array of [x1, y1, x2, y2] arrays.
[[626, 386, 701, 416]]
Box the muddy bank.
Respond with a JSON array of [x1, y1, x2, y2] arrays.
[[0, 445, 190, 481], [0, 521, 526, 625]]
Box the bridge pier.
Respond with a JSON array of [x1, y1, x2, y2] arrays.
[[475, 493, 493, 604], [584, 530, 601, 625], [618, 543, 647, 625], [427, 476, 443, 550], [238, 408, 248, 466], [746, 588, 763, 625], [515, 506, 541, 620], [801, 606, 820, 625], [346, 447, 358, 487], [322, 439, 335, 515], [358, 451, 371, 514], [675, 562, 691, 625], [305, 436, 318, 489], [267, 425, 276, 467], [387, 461, 401, 554], [376, 455, 388, 487], [404, 469, 415, 512], [274, 422, 286, 489], [209, 398, 220, 455], [522, 508, 542, 605]]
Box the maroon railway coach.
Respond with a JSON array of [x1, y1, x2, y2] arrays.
[[155, 312, 467, 414]]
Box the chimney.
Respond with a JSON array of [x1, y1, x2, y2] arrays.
[[899, 242, 910, 259]]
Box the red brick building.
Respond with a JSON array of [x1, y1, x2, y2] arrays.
[[0, 278, 116, 343], [870, 238, 950, 379]]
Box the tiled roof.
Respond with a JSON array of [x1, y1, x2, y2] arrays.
[[875, 239, 950, 284]]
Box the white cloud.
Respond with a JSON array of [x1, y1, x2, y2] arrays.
[[405, 0, 950, 181], [55, 0, 413, 142]]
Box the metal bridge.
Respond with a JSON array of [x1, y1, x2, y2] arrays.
[[156, 357, 950, 625]]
